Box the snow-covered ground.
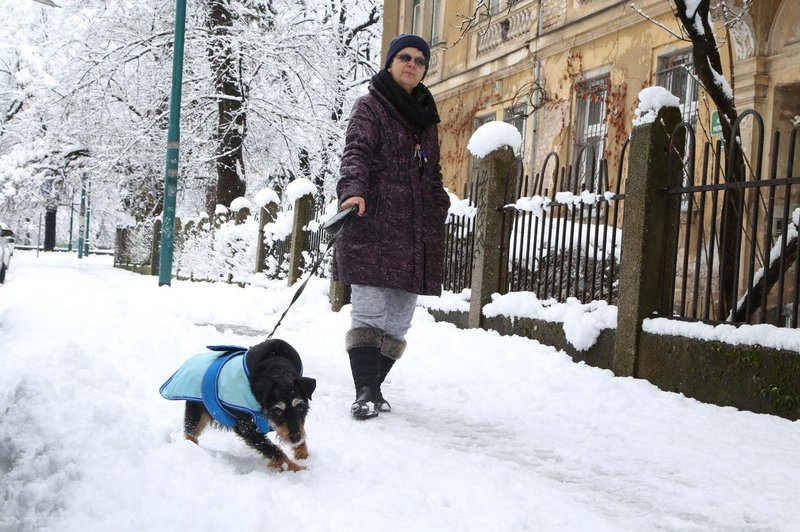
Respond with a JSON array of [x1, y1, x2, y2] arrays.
[[1, 251, 798, 532]]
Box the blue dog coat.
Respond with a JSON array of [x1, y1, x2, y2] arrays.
[[160, 345, 272, 433]]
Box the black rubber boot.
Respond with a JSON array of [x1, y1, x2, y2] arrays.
[[348, 346, 381, 420], [377, 356, 396, 413]]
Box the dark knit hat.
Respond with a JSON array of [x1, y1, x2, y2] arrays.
[[384, 34, 431, 72]]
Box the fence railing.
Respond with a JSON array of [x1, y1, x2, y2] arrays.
[[665, 113, 799, 328], [497, 145, 628, 304], [114, 108, 798, 336]]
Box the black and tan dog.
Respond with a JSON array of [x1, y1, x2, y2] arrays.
[[161, 338, 316, 472]]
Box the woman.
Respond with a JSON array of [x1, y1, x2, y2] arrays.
[[334, 34, 450, 420]]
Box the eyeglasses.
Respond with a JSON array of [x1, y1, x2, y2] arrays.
[[395, 53, 427, 68]]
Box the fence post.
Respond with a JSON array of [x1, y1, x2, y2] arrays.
[[114, 226, 124, 267], [151, 219, 162, 276], [329, 280, 350, 312], [613, 106, 683, 377], [468, 147, 519, 328], [255, 203, 278, 273], [287, 193, 315, 286]]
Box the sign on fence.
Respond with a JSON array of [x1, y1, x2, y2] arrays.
[[710, 110, 722, 136]]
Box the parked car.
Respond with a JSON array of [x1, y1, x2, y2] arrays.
[[0, 222, 14, 283]]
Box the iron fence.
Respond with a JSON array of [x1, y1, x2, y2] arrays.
[[497, 144, 628, 304], [302, 207, 333, 277], [665, 112, 799, 328], [443, 179, 479, 293]]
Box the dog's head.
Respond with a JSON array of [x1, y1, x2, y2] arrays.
[[249, 356, 316, 447]]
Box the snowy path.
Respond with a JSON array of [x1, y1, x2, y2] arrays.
[[1, 252, 798, 532]]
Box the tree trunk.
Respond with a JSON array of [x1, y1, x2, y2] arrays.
[[673, 0, 745, 320], [733, 233, 798, 323], [44, 207, 57, 251], [206, 0, 246, 213]]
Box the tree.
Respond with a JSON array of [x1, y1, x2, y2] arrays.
[[0, 0, 382, 245], [206, 0, 247, 211]]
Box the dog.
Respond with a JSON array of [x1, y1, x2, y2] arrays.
[[160, 338, 316, 472]]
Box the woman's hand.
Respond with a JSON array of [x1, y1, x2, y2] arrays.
[[341, 196, 366, 216]]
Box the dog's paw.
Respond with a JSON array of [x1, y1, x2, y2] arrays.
[[292, 442, 309, 461], [269, 456, 306, 472]]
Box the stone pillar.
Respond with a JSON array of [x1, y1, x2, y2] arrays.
[[287, 193, 315, 286], [613, 107, 683, 377], [468, 147, 519, 328], [255, 203, 278, 273]]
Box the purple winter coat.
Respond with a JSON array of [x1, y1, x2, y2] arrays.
[[333, 83, 450, 296]]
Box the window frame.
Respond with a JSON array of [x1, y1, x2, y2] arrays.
[[411, 0, 422, 36], [431, 0, 444, 44], [574, 75, 609, 191], [656, 49, 699, 125]]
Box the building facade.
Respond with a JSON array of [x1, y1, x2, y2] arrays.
[[381, 0, 800, 197]]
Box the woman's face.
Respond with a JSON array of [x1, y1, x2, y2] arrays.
[[388, 46, 427, 93]]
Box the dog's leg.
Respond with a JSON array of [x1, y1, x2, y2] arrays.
[[184, 401, 211, 444], [233, 417, 305, 472]]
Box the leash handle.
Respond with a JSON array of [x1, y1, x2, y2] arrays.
[[266, 231, 340, 339]]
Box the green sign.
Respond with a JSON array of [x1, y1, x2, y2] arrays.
[[710, 110, 722, 136]]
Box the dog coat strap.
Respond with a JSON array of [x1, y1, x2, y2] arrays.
[[216, 353, 272, 433], [201, 354, 240, 428]]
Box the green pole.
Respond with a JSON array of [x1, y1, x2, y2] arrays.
[[77, 174, 86, 259], [158, 0, 187, 286]]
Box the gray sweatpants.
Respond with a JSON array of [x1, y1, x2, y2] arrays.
[[349, 285, 418, 339]]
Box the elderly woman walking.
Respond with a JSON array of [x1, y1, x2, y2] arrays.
[[333, 34, 450, 420]]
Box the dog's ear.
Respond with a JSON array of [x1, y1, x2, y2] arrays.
[[251, 378, 276, 404], [297, 377, 316, 400]]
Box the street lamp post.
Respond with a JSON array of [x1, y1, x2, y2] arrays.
[[158, 0, 187, 286]]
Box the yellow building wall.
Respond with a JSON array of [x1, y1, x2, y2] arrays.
[[382, 0, 799, 198]]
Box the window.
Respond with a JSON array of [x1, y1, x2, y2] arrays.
[[412, 0, 421, 36], [657, 50, 699, 212], [431, 0, 444, 44], [656, 49, 699, 124], [503, 103, 526, 145], [487, 0, 502, 15], [574, 76, 609, 191]]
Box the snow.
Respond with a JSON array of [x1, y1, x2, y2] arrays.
[[285, 178, 318, 203], [683, 0, 702, 18], [484, 293, 618, 352], [2, 251, 799, 531], [644, 317, 800, 353], [446, 191, 477, 220], [632, 86, 681, 127], [230, 197, 253, 213], [253, 187, 280, 208], [467, 121, 522, 158], [708, 58, 734, 100]]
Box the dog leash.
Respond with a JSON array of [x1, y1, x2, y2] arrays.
[[266, 206, 356, 339]]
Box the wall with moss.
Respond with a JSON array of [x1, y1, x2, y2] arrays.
[[426, 307, 800, 420]]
